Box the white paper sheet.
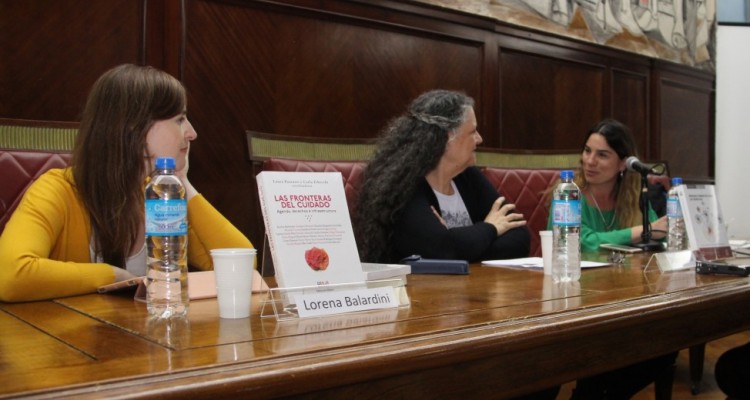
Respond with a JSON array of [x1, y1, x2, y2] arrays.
[[481, 257, 609, 269]]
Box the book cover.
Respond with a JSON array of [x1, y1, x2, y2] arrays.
[[256, 171, 365, 288], [676, 184, 732, 260]]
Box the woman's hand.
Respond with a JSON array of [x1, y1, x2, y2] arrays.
[[431, 206, 448, 227], [175, 150, 189, 179], [484, 197, 527, 236], [630, 215, 668, 242], [175, 150, 198, 199], [647, 215, 668, 240]]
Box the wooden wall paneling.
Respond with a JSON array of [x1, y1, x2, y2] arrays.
[[335, 0, 502, 145], [478, 32, 500, 147], [0, 0, 144, 120], [182, 0, 279, 248], [339, 0, 503, 140], [494, 24, 659, 154], [652, 62, 715, 182], [144, 0, 185, 78], [610, 68, 651, 159], [497, 44, 606, 150], [181, 0, 488, 246]]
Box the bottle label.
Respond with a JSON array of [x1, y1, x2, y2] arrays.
[[552, 199, 581, 226], [145, 199, 188, 236], [667, 198, 682, 218]]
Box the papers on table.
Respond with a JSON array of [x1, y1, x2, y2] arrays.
[[729, 240, 750, 256], [361, 262, 411, 281], [481, 257, 609, 270]]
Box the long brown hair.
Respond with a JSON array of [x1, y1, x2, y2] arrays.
[[575, 119, 642, 228], [70, 64, 187, 267]]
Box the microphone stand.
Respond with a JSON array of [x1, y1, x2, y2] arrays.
[[634, 171, 663, 251]]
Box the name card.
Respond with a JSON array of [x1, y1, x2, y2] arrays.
[[655, 250, 695, 272], [294, 287, 399, 318]]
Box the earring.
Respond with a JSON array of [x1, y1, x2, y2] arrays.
[[619, 170, 625, 179]]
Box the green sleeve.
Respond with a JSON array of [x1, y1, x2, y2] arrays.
[[579, 199, 661, 252], [547, 197, 660, 252]]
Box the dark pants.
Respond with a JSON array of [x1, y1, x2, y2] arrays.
[[715, 341, 750, 399], [570, 352, 678, 400]]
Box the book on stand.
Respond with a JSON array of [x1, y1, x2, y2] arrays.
[[675, 184, 732, 260], [259, 234, 410, 285], [256, 171, 366, 289]]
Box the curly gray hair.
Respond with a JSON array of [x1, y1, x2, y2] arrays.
[[355, 90, 475, 262]]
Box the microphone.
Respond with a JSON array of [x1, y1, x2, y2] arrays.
[[625, 156, 656, 175]]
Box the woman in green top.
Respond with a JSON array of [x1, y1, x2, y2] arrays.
[[548, 119, 667, 252], [549, 119, 676, 399]]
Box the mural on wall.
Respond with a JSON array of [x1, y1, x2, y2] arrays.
[[414, 0, 716, 71]]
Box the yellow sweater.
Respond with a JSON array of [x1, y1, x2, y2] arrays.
[[0, 168, 253, 302]]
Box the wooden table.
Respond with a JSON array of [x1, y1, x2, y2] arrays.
[[2, 253, 750, 399]]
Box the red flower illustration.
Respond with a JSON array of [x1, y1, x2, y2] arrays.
[[304, 247, 329, 271]]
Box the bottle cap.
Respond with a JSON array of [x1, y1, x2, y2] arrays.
[[155, 157, 176, 170], [560, 170, 574, 179], [671, 177, 683, 185]]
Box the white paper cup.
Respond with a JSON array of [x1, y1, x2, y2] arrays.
[[210, 248, 256, 319], [540, 231, 553, 275]]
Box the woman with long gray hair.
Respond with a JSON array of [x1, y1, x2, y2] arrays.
[[355, 90, 530, 263]]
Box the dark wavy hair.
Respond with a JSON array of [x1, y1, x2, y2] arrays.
[[355, 90, 475, 262], [70, 64, 186, 267], [575, 119, 643, 228]]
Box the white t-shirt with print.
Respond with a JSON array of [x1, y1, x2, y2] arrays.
[[433, 181, 472, 228]]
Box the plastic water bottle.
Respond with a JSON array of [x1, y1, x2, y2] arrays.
[[551, 170, 581, 282], [667, 177, 687, 251], [145, 157, 189, 318]]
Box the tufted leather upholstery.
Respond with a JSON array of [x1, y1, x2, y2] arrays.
[[480, 168, 559, 257], [0, 149, 71, 233], [262, 158, 557, 257]]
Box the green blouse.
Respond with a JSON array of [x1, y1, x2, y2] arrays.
[[547, 196, 658, 252]]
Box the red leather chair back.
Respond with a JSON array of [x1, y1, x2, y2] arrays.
[[0, 149, 71, 233], [480, 168, 559, 257]]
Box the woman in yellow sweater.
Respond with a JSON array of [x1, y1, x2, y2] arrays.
[[0, 64, 254, 302]]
